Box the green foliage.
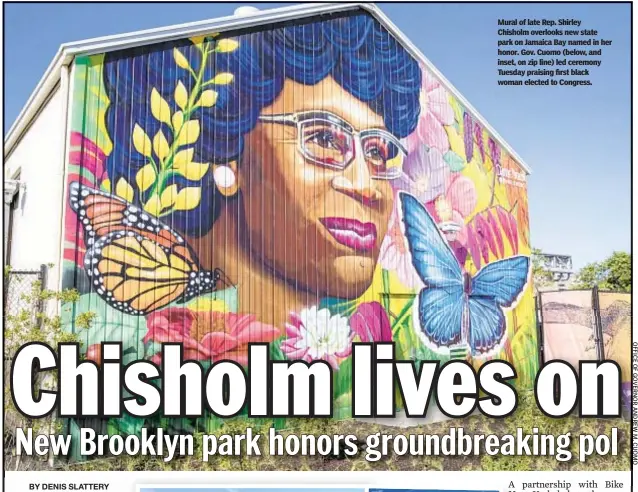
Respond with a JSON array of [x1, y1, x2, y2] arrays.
[[4, 281, 82, 356], [531, 247, 554, 288], [4, 278, 87, 467], [573, 251, 631, 292], [56, 391, 629, 471], [61, 293, 148, 364]]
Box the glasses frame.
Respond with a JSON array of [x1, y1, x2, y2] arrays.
[[258, 110, 407, 180]]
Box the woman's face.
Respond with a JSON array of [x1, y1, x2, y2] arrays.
[[238, 76, 396, 299]]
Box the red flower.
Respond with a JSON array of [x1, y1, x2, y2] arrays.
[[64, 133, 107, 265], [465, 206, 519, 269], [69, 132, 107, 181], [144, 308, 280, 365], [85, 344, 102, 364], [350, 302, 393, 343]]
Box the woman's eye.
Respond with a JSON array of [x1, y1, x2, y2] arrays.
[[364, 140, 389, 165], [308, 130, 340, 150]]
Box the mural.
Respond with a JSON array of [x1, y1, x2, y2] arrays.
[[61, 11, 537, 435], [597, 292, 631, 415], [538, 289, 631, 417], [539, 290, 598, 367]]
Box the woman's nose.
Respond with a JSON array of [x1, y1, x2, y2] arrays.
[[331, 151, 382, 205]]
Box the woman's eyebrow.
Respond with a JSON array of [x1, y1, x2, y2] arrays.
[[301, 102, 385, 131]]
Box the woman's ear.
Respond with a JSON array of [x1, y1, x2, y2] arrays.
[[213, 161, 239, 197]]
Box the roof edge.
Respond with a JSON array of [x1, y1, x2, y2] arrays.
[[4, 2, 362, 157], [5, 2, 531, 174], [359, 4, 531, 174]]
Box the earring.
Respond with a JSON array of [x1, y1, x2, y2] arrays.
[[213, 161, 238, 197]]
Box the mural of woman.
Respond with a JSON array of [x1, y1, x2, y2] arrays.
[[97, 14, 421, 327], [64, 9, 537, 398]]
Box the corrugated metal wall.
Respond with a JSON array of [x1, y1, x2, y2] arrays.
[[60, 8, 537, 449]]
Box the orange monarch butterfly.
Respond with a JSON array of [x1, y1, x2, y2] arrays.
[[69, 181, 230, 316]]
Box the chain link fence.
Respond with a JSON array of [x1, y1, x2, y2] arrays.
[[4, 265, 50, 470], [3, 265, 47, 322]]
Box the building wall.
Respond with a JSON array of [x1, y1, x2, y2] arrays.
[[60, 10, 536, 430], [5, 86, 66, 291]]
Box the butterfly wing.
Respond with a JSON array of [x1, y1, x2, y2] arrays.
[[69, 181, 133, 246], [466, 255, 530, 354], [399, 192, 463, 289], [70, 182, 217, 315], [467, 296, 506, 355], [471, 255, 530, 307], [400, 192, 465, 349], [417, 286, 466, 349]]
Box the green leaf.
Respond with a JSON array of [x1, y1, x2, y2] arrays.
[[448, 94, 464, 125], [319, 297, 358, 316], [67, 419, 88, 462], [334, 393, 352, 419], [333, 357, 353, 399], [61, 293, 148, 364], [269, 338, 286, 361], [444, 150, 466, 172]]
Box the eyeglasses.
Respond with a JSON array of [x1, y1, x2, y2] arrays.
[[258, 111, 406, 180]]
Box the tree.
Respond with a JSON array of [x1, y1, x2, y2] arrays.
[[531, 247, 554, 289], [572, 251, 631, 292]]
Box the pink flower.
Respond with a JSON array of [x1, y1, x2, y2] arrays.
[[465, 206, 520, 269], [69, 132, 107, 182], [350, 302, 392, 342], [144, 308, 279, 365], [431, 174, 477, 237], [85, 344, 102, 364], [379, 203, 425, 289], [281, 307, 353, 369], [392, 144, 450, 204], [421, 174, 477, 266], [406, 69, 455, 154]]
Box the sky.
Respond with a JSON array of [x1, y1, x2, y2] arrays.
[[4, 2, 631, 270]]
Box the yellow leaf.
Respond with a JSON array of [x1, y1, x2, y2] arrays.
[[172, 111, 184, 133], [174, 81, 188, 110], [445, 126, 465, 159], [189, 35, 206, 46], [215, 39, 239, 53], [174, 187, 201, 211], [174, 161, 209, 181], [173, 48, 191, 71], [211, 72, 234, 85], [101, 178, 111, 192], [135, 164, 156, 192], [176, 120, 200, 147], [152, 130, 171, 161], [198, 90, 218, 108], [132, 124, 152, 157], [173, 148, 194, 167], [150, 88, 172, 125], [143, 194, 163, 217], [115, 178, 134, 202], [160, 185, 178, 209]]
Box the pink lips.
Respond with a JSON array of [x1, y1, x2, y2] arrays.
[[319, 217, 377, 252]]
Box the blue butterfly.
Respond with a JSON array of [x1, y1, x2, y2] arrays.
[[399, 192, 530, 356]]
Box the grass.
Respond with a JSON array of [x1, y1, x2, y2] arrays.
[[6, 392, 629, 471]]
